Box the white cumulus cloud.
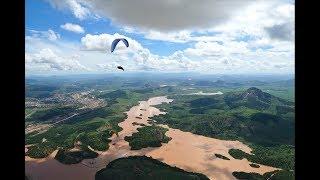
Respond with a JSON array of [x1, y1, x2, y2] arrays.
[[25, 48, 87, 71], [81, 33, 144, 53], [32, 0, 294, 75], [61, 23, 85, 33], [46, 0, 92, 20], [28, 29, 60, 41], [79, 32, 293, 74], [26, 48, 88, 71]]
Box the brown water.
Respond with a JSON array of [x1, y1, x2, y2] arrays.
[[25, 96, 278, 180]]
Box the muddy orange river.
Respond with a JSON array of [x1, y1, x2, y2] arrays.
[[25, 96, 278, 180]]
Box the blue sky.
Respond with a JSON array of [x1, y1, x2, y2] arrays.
[[25, 0, 294, 75], [26, 0, 190, 56]]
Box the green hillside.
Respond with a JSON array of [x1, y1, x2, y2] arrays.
[[124, 125, 172, 150], [95, 156, 209, 180], [153, 87, 295, 173]]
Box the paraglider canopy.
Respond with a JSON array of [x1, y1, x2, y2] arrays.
[[111, 38, 129, 53]]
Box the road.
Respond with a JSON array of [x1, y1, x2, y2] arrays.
[[51, 113, 78, 125], [25, 110, 37, 119], [25, 113, 79, 134]]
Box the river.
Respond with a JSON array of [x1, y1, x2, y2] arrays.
[[25, 96, 278, 180]]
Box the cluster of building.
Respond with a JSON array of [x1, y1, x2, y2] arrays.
[[26, 90, 106, 110]]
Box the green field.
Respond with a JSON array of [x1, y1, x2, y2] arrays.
[[25, 106, 76, 122]]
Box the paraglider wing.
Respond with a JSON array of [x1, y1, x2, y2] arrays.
[[111, 38, 129, 53], [120, 38, 129, 48], [111, 39, 120, 53]]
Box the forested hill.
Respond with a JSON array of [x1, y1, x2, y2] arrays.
[[153, 87, 295, 171], [154, 87, 294, 146]]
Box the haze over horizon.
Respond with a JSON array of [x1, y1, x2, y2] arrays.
[[26, 0, 294, 75]]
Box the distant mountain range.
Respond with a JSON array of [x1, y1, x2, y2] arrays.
[[188, 79, 294, 88]]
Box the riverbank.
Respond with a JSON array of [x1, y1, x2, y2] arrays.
[[26, 96, 278, 180]]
